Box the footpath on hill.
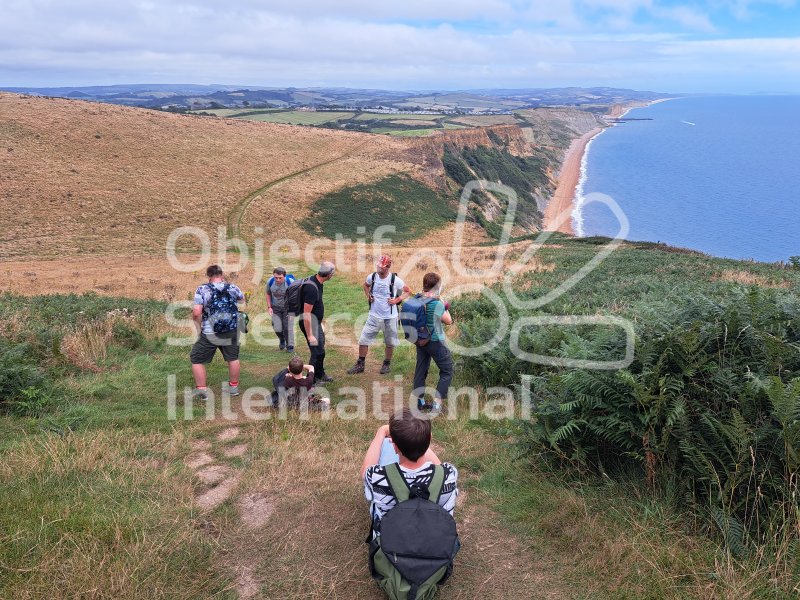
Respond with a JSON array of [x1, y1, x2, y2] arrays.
[[178, 307, 571, 599]]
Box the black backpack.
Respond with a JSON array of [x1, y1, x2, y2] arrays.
[[286, 277, 314, 315], [368, 463, 460, 600]]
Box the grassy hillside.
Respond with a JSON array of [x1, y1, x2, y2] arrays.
[[0, 93, 418, 258], [2, 241, 798, 597], [3, 93, 798, 598], [300, 174, 456, 241]]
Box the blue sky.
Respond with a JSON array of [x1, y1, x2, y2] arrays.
[[1, 0, 798, 92]]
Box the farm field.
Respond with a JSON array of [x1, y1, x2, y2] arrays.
[[191, 108, 513, 137], [231, 110, 357, 125]]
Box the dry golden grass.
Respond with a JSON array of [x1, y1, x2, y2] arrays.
[[0, 93, 409, 259], [712, 269, 791, 289], [3, 230, 554, 302]]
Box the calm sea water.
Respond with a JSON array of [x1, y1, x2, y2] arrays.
[[575, 95, 800, 263]]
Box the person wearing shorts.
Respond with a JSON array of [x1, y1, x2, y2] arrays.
[[190, 264, 245, 399], [348, 255, 411, 375]]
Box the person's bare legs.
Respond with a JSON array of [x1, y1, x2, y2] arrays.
[[385, 344, 394, 361], [228, 359, 241, 383], [358, 344, 368, 359], [192, 363, 207, 387]]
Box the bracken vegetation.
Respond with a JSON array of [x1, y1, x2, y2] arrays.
[[456, 236, 800, 593]]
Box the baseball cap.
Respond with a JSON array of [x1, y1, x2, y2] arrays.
[[377, 255, 392, 268]]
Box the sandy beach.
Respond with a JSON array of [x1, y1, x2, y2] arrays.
[[543, 127, 603, 234]]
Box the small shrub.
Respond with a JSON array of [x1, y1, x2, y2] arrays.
[[112, 320, 144, 349]]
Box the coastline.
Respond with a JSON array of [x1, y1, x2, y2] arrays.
[[543, 99, 672, 235], [543, 127, 603, 235]]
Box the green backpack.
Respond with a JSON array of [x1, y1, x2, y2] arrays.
[[368, 463, 460, 600]]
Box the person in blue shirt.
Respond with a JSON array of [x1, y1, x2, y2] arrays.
[[412, 272, 453, 412]]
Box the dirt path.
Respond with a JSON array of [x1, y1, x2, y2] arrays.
[[179, 367, 571, 600], [226, 151, 357, 239]]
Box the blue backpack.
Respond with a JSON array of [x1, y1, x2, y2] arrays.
[[203, 283, 239, 333], [399, 294, 435, 347]]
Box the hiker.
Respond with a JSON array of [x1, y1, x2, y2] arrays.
[[266, 267, 296, 352], [361, 407, 460, 598], [270, 356, 330, 410], [297, 261, 335, 384], [405, 272, 453, 412], [190, 264, 245, 398], [347, 255, 411, 375]]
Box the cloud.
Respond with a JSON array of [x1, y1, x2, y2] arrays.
[[0, 1, 797, 91]]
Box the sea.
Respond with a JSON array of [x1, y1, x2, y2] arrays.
[[574, 95, 800, 264]]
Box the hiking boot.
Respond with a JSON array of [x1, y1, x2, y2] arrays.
[[279, 339, 286, 350], [286, 345, 294, 353], [193, 388, 208, 400], [316, 374, 334, 384], [379, 361, 391, 375], [223, 382, 240, 397], [347, 360, 365, 375]]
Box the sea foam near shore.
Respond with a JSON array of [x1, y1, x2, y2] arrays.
[[571, 130, 604, 237]]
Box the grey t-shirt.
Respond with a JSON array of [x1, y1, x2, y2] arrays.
[[268, 279, 289, 311]]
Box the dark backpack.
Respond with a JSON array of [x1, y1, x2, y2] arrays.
[[203, 283, 239, 333], [370, 272, 399, 314], [368, 463, 459, 600], [286, 277, 313, 315], [399, 295, 435, 346]]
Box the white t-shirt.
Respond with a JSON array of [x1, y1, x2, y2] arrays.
[[366, 272, 405, 319]]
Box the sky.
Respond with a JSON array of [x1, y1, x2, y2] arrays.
[[1, 0, 799, 93]]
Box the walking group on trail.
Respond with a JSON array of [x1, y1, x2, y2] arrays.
[[188, 255, 459, 598]]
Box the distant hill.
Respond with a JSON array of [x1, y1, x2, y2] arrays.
[[0, 84, 673, 113]]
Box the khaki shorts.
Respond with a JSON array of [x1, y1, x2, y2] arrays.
[[358, 314, 400, 347]]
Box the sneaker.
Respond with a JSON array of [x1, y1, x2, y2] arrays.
[[315, 374, 334, 384], [417, 397, 441, 413], [347, 360, 365, 375], [223, 382, 240, 397], [286, 346, 294, 353], [193, 388, 208, 400], [379, 361, 391, 375]]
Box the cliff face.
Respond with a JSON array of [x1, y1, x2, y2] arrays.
[[403, 124, 536, 187], [389, 107, 605, 238]]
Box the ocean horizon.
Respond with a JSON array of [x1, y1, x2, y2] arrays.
[[573, 95, 800, 264]]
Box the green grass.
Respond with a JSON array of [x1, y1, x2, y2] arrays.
[[190, 108, 283, 117], [353, 112, 445, 121], [2, 246, 799, 596], [231, 110, 356, 125], [378, 128, 440, 137], [300, 174, 456, 242]]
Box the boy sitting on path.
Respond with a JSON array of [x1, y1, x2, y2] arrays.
[[361, 407, 458, 535], [271, 356, 330, 410]]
